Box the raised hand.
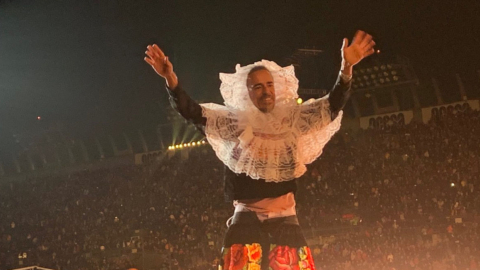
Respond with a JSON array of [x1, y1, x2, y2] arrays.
[[144, 44, 178, 88], [341, 30, 376, 67], [144, 44, 173, 77]]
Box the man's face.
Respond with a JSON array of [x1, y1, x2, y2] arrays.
[[246, 69, 275, 113]]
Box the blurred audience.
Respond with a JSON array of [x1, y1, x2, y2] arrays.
[[1, 106, 479, 270]]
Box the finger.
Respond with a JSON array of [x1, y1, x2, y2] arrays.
[[165, 56, 173, 68], [364, 40, 376, 52], [147, 45, 159, 58], [146, 45, 157, 57], [144, 57, 155, 66], [145, 50, 155, 59], [152, 44, 165, 59], [360, 34, 373, 49], [365, 48, 375, 57], [146, 45, 153, 53], [341, 38, 349, 50], [353, 30, 366, 45]]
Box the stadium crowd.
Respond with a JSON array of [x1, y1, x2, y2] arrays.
[[1, 104, 479, 270]]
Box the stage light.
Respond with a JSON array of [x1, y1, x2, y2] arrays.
[[187, 143, 191, 147], [37, 116, 41, 120], [297, 98, 303, 104], [377, 49, 380, 53], [451, 183, 455, 187], [192, 142, 196, 146], [202, 141, 206, 144]]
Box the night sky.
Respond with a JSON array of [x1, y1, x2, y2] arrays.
[[1, 0, 479, 154]]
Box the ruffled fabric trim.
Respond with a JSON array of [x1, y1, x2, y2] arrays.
[[200, 96, 342, 183], [296, 98, 343, 165]]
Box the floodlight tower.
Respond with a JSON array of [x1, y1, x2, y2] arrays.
[[286, 48, 420, 118], [284, 48, 330, 99]]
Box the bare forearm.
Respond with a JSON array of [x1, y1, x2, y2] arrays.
[[341, 60, 353, 77], [165, 73, 178, 89]]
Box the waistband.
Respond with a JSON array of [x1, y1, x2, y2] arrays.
[[230, 211, 299, 226]]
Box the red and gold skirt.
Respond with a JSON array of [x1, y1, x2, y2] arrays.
[[221, 212, 315, 270]]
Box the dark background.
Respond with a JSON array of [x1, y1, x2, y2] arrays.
[[1, 0, 479, 155]]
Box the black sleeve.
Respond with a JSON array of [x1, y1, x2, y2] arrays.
[[328, 74, 352, 119], [166, 84, 207, 134]]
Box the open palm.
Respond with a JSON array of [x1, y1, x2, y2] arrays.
[[342, 30, 376, 66], [144, 44, 173, 78]]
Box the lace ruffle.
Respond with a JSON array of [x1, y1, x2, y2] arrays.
[[200, 97, 342, 183], [200, 60, 342, 182]]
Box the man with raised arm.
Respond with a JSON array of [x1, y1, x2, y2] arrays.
[[144, 30, 375, 270]]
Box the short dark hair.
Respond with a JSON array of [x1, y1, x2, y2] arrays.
[[248, 65, 269, 76]]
